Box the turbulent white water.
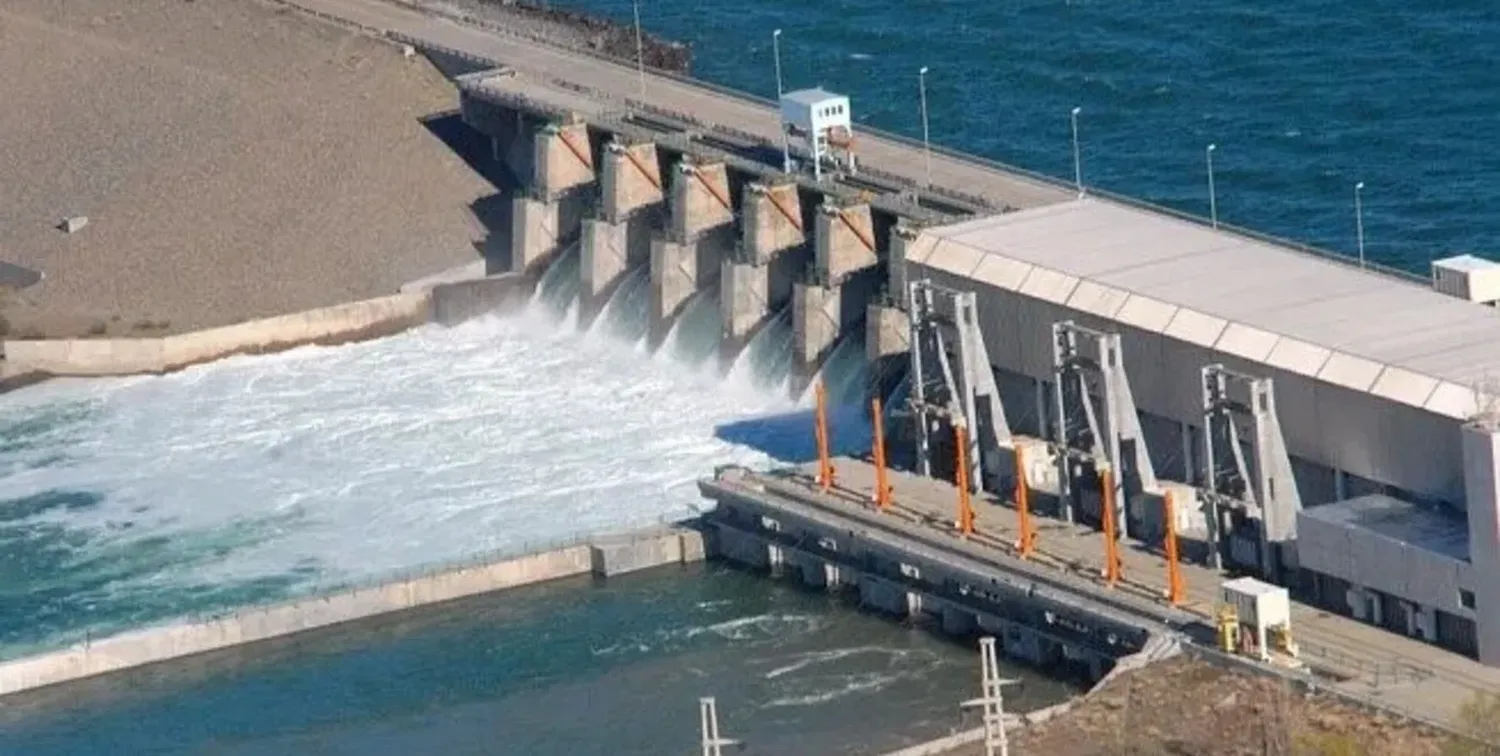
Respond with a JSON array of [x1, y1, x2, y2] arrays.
[[0, 306, 796, 651]]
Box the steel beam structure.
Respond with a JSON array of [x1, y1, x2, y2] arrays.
[[1200, 364, 1303, 580], [1050, 321, 1158, 539], [907, 279, 1012, 493]]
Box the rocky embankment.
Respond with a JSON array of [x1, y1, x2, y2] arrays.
[[417, 0, 693, 73]]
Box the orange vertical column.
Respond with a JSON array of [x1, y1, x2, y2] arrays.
[[955, 424, 974, 536], [815, 381, 835, 491], [1015, 446, 1036, 558], [1100, 466, 1122, 587], [1164, 490, 1186, 606], [871, 398, 892, 511]]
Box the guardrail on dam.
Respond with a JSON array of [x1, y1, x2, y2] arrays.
[[0, 525, 703, 698]]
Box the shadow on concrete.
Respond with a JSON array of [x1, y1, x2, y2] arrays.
[[419, 111, 518, 274], [714, 405, 872, 464], [421, 49, 494, 81]]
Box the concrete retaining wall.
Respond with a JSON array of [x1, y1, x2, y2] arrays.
[[429, 273, 536, 326], [0, 525, 703, 698], [3, 292, 432, 377]]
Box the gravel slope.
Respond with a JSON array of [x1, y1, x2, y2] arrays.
[[0, 0, 494, 337]]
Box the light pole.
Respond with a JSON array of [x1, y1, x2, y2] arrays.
[[774, 29, 790, 173], [919, 66, 932, 187], [632, 0, 646, 98], [773, 29, 785, 99], [1070, 106, 1084, 198], [1355, 181, 1367, 268], [1206, 143, 1218, 228]]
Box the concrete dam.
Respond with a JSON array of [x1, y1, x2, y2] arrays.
[[290, 0, 1500, 662], [50, 0, 1483, 735]]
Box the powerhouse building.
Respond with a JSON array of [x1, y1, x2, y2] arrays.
[[901, 196, 1500, 664]]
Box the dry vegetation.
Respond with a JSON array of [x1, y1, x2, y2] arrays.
[[947, 656, 1466, 756], [0, 0, 495, 338]]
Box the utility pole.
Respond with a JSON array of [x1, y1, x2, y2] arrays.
[[918, 66, 932, 187], [1206, 143, 1218, 228], [631, 0, 646, 98], [1354, 181, 1367, 268], [773, 29, 790, 173], [1070, 106, 1084, 197]]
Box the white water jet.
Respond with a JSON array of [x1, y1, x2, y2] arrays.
[[0, 302, 795, 650]]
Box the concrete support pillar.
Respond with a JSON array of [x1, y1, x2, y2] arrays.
[[783, 201, 883, 397], [767, 543, 788, 577], [887, 223, 923, 302], [720, 182, 807, 368], [648, 160, 735, 350], [791, 274, 879, 399], [533, 121, 596, 199], [507, 121, 595, 276], [905, 591, 924, 617], [579, 140, 664, 326], [792, 281, 842, 399], [866, 303, 910, 403], [815, 202, 879, 283], [744, 183, 806, 266]]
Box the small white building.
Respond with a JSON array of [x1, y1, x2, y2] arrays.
[[778, 87, 857, 181]]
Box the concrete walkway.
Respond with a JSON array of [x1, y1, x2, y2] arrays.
[[271, 0, 1075, 211], [795, 456, 1500, 729]]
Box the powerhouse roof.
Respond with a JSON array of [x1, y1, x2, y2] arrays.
[[908, 197, 1500, 420]]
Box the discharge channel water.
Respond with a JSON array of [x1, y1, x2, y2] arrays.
[[1, 564, 1079, 755], [0, 290, 808, 656], [0, 253, 1056, 754]]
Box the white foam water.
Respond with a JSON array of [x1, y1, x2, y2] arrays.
[[0, 306, 795, 646]]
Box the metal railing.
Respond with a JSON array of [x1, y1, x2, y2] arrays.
[[1298, 637, 1433, 687]]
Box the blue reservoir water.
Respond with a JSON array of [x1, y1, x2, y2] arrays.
[[578, 0, 1499, 271]]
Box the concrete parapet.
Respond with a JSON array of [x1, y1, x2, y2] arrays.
[[742, 182, 805, 266], [533, 120, 596, 200], [430, 273, 535, 326], [3, 293, 431, 377], [600, 139, 665, 223], [815, 202, 879, 283]]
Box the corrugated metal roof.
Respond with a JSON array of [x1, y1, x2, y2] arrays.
[[920, 198, 1500, 419], [1299, 494, 1469, 563]]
